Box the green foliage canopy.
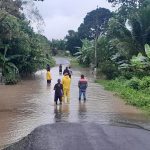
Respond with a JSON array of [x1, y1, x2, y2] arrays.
[[78, 7, 112, 40]]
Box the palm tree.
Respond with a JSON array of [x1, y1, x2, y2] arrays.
[[108, 4, 150, 59]]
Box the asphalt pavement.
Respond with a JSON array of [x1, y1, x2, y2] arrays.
[[4, 122, 150, 150]]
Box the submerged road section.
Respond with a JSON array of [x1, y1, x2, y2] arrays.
[[0, 57, 150, 149]]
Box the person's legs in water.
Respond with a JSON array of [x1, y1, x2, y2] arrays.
[[59, 96, 62, 105], [66, 89, 70, 103], [54, 95, 58, 105], [63, 88, 70, 103], [47, 80, 51, 85], [79, 89, 82, 101], [62, 89, 64, 102], [59, 70, 62, 75], [63, 89, 67, 103], [83, 91, 86, 101]]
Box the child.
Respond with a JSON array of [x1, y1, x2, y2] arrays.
[[78, 74, 88, 102], [54, 79, 63, 105], [46, 68, 52, 85]]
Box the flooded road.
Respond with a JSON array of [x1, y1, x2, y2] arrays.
[[0, 57, 150, 149]]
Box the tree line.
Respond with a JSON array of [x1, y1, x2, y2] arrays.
[[54, 0, 150, 80], [0, 0, 54, 84]]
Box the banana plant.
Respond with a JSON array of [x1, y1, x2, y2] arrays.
[[145, 44, 150, 58], [0, 44, 19, 77], [130, 44, 150, 70], [74, 39, 94, 66]]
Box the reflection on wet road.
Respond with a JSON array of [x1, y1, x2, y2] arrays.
[[0, 57, 150, 148]]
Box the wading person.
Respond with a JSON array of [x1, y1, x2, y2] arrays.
[[78, 74, 88, 102], [59, 64, 62, 75], [46, 64, 50, 71], [46, 68, 52, 85], [63, 67, 70, 77], [62, 73, 71, 103], [54, 79, 63, 105], [68, 66, 72, 78]]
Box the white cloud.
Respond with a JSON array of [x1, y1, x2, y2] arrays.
[[43, 15, 81, 40], [35, 0, 113, 40]]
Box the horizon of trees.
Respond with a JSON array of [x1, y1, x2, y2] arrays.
[[57, 0, 150, 80]]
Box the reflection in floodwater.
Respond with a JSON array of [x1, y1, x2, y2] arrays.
[[54, 106, 62, 122], [78, 102, 87, 122], [79, 102, 87, 113], [0, 57, 150, 149], [54, 104, 70, 122]]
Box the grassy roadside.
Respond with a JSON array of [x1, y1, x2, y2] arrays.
[[96, 79, 150, 113], [70, 57, 80, 67], [70, 57, 87, 68]]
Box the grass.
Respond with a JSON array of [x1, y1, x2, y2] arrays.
[[96, 79, 150, 113], [70, 57, 80, 67], [70, 58, 89, 69]]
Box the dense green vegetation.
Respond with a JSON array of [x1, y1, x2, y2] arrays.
[[74, 1, 150, 78], [65, 0, 150, 78], [64, 7, 112, 55], [63, 0, 149, 79], [64, 0, 150, 111], [0, 0, 54, 84]]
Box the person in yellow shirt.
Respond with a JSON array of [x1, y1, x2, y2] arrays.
[[62, 73, 71, 103], [46, 68, 52, 85]]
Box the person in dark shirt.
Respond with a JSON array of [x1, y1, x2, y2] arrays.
[[63, 67, 70, 76], [68, 66, 72, 78], [59, 64, 62, 75], [54, 79, 63, 105]]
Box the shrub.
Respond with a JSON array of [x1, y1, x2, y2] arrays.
[[127, 77, 141, 90], [5, 73, 18, 85], [100, 61, 119, 80], [140, 76, 150, 89], [121, 70, 133, 79]]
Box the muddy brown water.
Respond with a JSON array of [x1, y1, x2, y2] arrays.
[[0, 57, 150, 149]]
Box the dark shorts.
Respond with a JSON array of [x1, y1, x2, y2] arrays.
[[54, 95, 62, 102], [47, 80, 51, 84]]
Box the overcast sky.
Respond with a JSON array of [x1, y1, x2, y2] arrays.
[[35, 0, 113, 40]]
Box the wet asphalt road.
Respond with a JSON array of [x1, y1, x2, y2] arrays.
[[4, 123, 150, 150]]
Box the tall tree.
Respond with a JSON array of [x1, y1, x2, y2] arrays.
[[0, 0, 54, 84], [78, 7, 112, 40], [0, 0, 44, 32], [0, 0, 23, 17], [108, 0, 150, 22], [65, 30, 82, 55], [108, 0, 148, 7]]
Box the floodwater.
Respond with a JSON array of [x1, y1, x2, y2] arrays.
[[0, 57, 150, 149]]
